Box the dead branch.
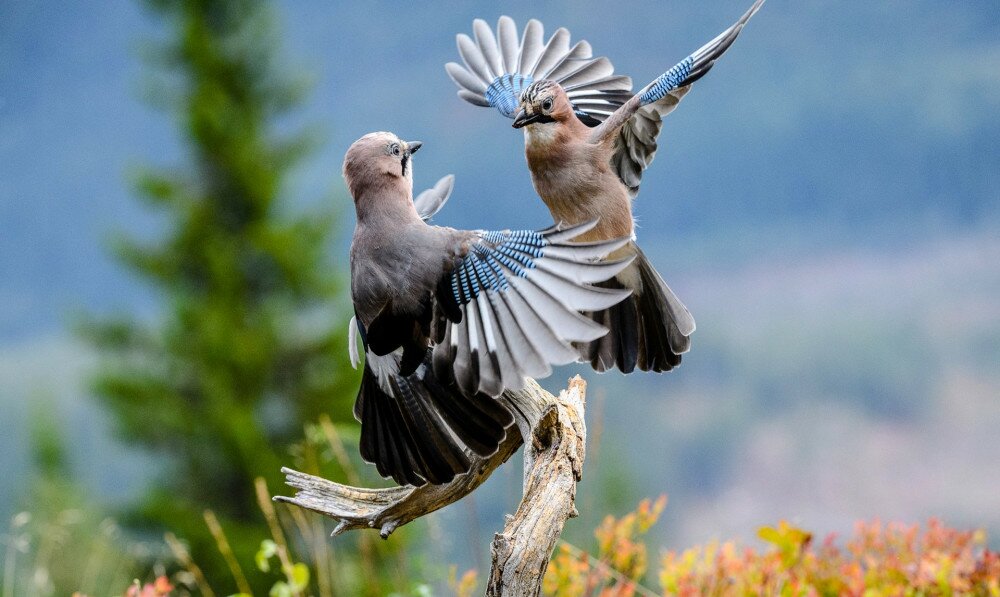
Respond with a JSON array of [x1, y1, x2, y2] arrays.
[[486, 376, 586, 596], [274, 376, 588, 596]]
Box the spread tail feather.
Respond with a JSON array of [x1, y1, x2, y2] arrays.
[[582, 243, 694, 373], [356, 354, 514, 487]]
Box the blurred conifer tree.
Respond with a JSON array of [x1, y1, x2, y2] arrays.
[[80, 0, 377, 592]]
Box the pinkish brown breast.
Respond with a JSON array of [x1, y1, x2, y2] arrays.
[[524, 126, 635, 243]]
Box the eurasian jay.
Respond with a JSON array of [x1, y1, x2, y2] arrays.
[[446, 0, 765, 374], [344, 131, 633, 486]]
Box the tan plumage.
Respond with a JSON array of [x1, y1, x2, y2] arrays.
[[521, 87, 634, 243], [513, 83, 694, 373]]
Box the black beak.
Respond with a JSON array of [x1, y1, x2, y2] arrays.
[[407, 140, 422, 154], [512, 108, 539, 129]]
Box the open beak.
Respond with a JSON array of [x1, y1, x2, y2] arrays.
[[406, 140, 422, 154], [512, 108, 539, 129]]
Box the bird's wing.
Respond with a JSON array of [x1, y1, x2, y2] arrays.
[[446, 17, 633, 126], [430, 220, 634, 397], [413, 174, 455, 222], [355, 348, 515, 487], [593, 0, 765, 193], [609, 89, 689, 198]]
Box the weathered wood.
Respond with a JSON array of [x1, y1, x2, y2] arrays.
[[274, 376, 587, 596], [486, 376, 586, 596]]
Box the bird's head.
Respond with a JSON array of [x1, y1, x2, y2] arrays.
[[512, 80, 573, 129], [343, 131, 423, 201]]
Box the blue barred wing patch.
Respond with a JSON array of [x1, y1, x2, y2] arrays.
[[638, 56, 694, 106], [450, 230, 547, 306], [485, 74, 535, 118]]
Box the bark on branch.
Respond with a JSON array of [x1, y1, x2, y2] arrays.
[[486, 376, 587, 596], [274, 376, 588, 596]]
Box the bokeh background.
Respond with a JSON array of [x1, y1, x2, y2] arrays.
[[2, 0, 998, 594]]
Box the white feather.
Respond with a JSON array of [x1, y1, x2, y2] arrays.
[[348, 316, 361, 369]]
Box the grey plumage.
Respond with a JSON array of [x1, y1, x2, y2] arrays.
[[343, 131, 632, 486], [349, 173, 455, 369], [497, 16, 519, 73], [473, 19, 504, 78], [457, 34, 494, 86], [413, 174, 455, 221], [531, 27, 570, 77], [517, 19, 544, 74], [447, 64, 488, 96], [541, 40, 591, 81]]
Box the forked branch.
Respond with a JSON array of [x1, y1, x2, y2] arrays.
[[274, 376, 589, 596]]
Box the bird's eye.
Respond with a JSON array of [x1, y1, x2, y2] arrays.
[[390, 144, 401, 156], [542, 99, 553, 112]]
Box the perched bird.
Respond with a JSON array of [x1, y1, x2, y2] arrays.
[[446, 0, 765, 374], [344, 131, 633, 486], [347, 173, 454, 367]]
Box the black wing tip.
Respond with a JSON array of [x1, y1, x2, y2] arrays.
[[584, 293, 686, 374], [575, 111, 603, 127], [675, 0, 766, 89], [356, 353, 515, 487], [357, 362, 464, 487], [580, 250, 695, 375]]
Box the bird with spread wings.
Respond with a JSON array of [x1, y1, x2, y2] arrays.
[[446, 0, 766, 374], [343, 132, 633, 486]]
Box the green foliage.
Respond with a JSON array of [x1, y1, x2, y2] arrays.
[[261, 417, 419, 596], [0, 402, 165, 596], [79, 0, 360, 592], [126, 424, 422, 596], [5, 400, 429, 596], [37, 418, 421, 596], [756, 520, 813, 569], [252, 532, 310, 596]]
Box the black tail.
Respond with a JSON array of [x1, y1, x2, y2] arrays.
[[355, 352, 515, 487], [583, 243, 695, 373]]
